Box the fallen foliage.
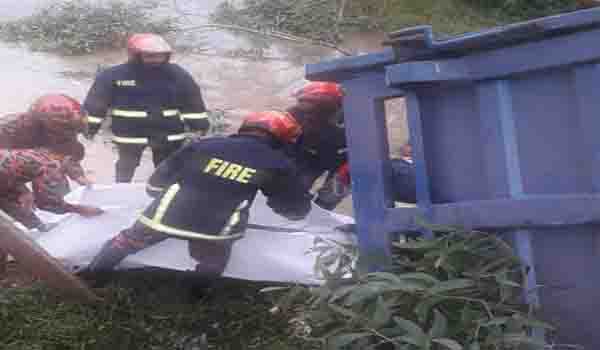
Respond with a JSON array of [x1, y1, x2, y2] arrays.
[[0, 1, 175, 55], [271, 226, 564, 350]]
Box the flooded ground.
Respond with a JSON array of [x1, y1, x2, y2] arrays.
[[0, 0, 409, 214]]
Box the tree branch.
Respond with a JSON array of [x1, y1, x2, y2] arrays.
[[180, 23, 353, 56]]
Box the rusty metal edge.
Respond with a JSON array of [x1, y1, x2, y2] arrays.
[[0, 210, 100, 303]]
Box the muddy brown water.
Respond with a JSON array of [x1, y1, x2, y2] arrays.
[[0, 0, 410, 215]]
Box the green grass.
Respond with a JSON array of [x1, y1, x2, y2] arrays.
[[0, 269, 316, 350]]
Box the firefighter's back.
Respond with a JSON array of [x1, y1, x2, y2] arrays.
[[142, 135, 298, 238]]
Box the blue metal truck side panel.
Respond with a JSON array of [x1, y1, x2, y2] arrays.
[[306, 7, 600, 347]]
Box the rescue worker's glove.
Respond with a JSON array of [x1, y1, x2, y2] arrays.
[[314, 162, 351, 210], [72, 205, 105, 218], [74, 176, 94, 188], [36, 222, 59, 233], [83, 130, 96, 141], [18, 192, 36, 213], [334, 223, 356, 234]]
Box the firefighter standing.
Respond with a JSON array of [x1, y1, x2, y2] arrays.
[[83, 33, 210, 183], [83, 111, 312, 281]]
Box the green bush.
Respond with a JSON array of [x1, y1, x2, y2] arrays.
[[211, 0, 372, 43], [276, 228, 560, 350], [0, 0, 176, 55]]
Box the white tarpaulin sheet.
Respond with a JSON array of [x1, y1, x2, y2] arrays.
[[34, 184, 355, 285]]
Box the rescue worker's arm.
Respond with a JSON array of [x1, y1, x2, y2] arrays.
[[314, 161, 351, 210], [82, 71, 113, 138], [146, 145, 189, 197], [260, 167, 312, 221], [62, 159, 93, 186], [176, 67, 210, 134], [32, 165, 103, 217]]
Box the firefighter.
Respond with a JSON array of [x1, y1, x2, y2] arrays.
[[330, 142, 419, 206], [82, 111, 312, 282], [83, 33, 210, 183], [0, 94, 93, 187], [0, 143, 104, 232], [285, 81, 348, 210], [0, 94, 88, 149]]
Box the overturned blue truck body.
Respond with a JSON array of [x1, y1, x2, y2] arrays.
[[306, 7, 600, 348]]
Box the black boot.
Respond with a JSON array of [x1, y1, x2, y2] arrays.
[[76, 240, 132, 287]]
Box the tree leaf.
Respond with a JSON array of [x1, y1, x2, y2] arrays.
[[468, 342, 480, 350], [327, 303, 361, 320], [369, 296, 392, 329], [429, 309, 448, 338], [344, 284, 385, 306], [479, 317, 510, 328], [393, 316, 426, 339], [259, 286, 290, 293], [392, 239, 441, 251], [415, 296, 447, 323], [329, 285, 357, 303], [432, 338, 463, 350], [395, 335, 423, 347], [494, 271, 521, 288], [327, 332, 370, 350], [428, 279, 476, 295], [513, 315, 556, 330]]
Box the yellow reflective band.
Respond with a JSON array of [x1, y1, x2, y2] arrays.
[[146, 184, 164, 193], [221, 200, 248, 236], [181, 112, 208, 120], [112, 109, 148, 118], [163, 109, 180, 117], [137, 182, 245, 241], [153, 184, 180, 223], [138, 216, 244, 241], [167, 134, 187, 142], [87, 116, 103, 124], [112, 136, 148, 144]]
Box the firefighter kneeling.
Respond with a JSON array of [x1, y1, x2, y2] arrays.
[[82, 111, 313, 283]]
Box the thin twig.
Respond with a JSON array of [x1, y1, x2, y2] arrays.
[[181, 24, 353, 56]]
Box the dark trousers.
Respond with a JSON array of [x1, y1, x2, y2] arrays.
[[88, 221, 233, 278], [115, 141, 184, 183]]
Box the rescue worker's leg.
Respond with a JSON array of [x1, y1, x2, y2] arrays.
[[150, 140, 184, 167], [184, 239, 233, 295], [87, 221, 168, 272], [188, 239, 233, 279], [115, 143, 145, 183]]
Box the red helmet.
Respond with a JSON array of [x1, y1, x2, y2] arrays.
[[127, 33, 172, 59], [239, 111, 302, 144], [30, 94, 82, 115], [294, 82, 344, 108], [29, 94, 87, 138]]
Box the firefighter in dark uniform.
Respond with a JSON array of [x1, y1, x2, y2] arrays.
[[83, 111, 312, 281], [83, 33, 210, 183], [285, 82, 349, 210]]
